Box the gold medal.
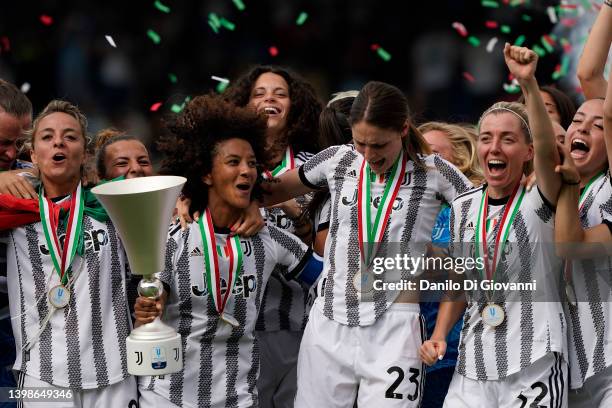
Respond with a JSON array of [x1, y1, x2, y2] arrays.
[[48, 285, 70, 308], [481, 303, 505, 327]]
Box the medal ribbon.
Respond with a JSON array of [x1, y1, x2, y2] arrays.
[[475, 183, 525, 282], [357, 150, 406, 266], [198, 208, 243, 317], [578, 171, 604, 213], [263, 147, 294, 179], [39, 182, 84, 285]]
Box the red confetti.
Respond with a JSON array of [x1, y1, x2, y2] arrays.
[[485, 21, 498, 29], [150, 102, 163, 112], [370, 43, 380, 51], [452, 22, 468, 37], [40, 15, 53, 26], [508, 74, 515, 81], [0, 37, 10, 52], [561, 19, 577, 27], [463, 72, 475, 83], [268, 46, 279, 57]]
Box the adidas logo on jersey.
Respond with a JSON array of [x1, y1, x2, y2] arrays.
[[346, 169, 358, 178], [190, 247, 203, 257]]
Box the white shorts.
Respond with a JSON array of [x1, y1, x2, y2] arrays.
[[295, 302, 425, 408], [256, 330, 301, 408], [569, 364, 612, 408], [138, 384, 181, 408], [443, 352, 567, 408], [16, 372, 138, 408]]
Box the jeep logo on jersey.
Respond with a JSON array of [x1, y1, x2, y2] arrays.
[[191, 274, 257, 299], [39, 229, 109, 255], [341, 190, 403, 210]]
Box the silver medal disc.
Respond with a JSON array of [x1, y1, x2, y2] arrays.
[[353, 271, 375, 294], [48, 285, 70, 308], [221, 313, 240, 327], [481, 303, 505, 327]]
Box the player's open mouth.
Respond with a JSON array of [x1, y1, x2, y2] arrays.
[[570, 138, 589, 160], [263, 106, 281, 116], [52, 153, 66, 163], [487, 159, 506, 175]]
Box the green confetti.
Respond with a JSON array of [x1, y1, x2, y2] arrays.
[[376, 47, 391, 62], [216, 81, 229, 93], [514, 35, 526, 46], [579, 0, 591, 11], [560, 55, 570, 75], [503, 83, 521, 94], [209, 13, 221, 27], [154, 0, 170, 13], [522, 14, 532, 22], [509, 0, 524, 6], [557, 6, 578, 17], [532, 44, 546, 57], [296, 12, 308, 26], [208, 21, 219, 34], [171, 104, 183, 113], [500, 25, 511, 34], [541, 36, 554, 53], [232, 0, 246, 11], [552, 70, 563, 80], [481, 0, 499, 7], [219, 18, 235, 31], [168, 73, 177, 83], [468, 36, 481, 47], [147, 29, 161, 44]]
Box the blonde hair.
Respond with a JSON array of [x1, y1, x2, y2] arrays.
[[29, 100, 89, 148], [418, 121, 484, 185], [478, 101, 533, 175]]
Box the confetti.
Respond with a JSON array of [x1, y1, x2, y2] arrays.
[[20, 83, 30, 93], [485, 21, 498, 29], [503, 78, 520, 94], [509, 0, 524, 6], [269, 46, 279, 57], [154, 0, 171, 13], [209, 13, 221, 33], [452, 22, 468, 37], [220, 18, 235, 31], [150, 102, 163, 112], [211, 75, 229, 83], [171, 97, 191, 114], [486, 37, 499, 53], [376, 47, 392, 61], [481, 0, 499, 8], [463, 72, 475, 82], [105, 35, 117, 48], [560, 38, 571, 53], [232, 0, 246, 11], [40, 15, 53, 26], [147, 29, 161, 44], [168, 73, 177, 83], [547, 6, 558, 24], [468, 36, 480, 47], [0, 36, 10, 53], [296, 12, 308, 26], [532, 44, 546, 57], [500, 25, 511, 34], [541, 35, 555, 53], [522, 14, 532, 22], [514, 35, 526, 46], [216, 82, 230, 93], [560, 19, 577, 27]]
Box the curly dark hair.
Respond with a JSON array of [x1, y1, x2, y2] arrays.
[[223, 65, 322, 155], [158, 94, 269, 214]]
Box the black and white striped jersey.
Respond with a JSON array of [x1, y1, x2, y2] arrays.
[[568, 170, 612, 389], [6, 215, 132, 389], [299, 144, 471, 327], [256, 150, 314, 332], [449, 186, 566, 381], [142, 222, 309, 408]]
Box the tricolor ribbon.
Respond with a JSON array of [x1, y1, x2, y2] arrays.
[[475, 183, 525, 283], [357, 151, 406, 266], [38, 183, 84, 285], [198, 208, 243, 317], [263, 146, 294, 180]]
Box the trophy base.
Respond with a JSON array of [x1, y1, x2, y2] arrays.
[[126, 318, 183, 376]]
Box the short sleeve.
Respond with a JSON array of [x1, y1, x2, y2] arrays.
[[433, 155, 472, 204], [158, 223, 184, 287], [298, 145, 344, 190], [267, 225, 310, 276]]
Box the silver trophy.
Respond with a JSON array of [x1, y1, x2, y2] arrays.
[[92, 176, 186, 376]]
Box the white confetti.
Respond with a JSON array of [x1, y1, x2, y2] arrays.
[[20, 82, 30, 93], [105, 35, 117, 48], [486, 37, 498, 53], [547, 6, 558, 24], [211, 75, 229, 83]]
